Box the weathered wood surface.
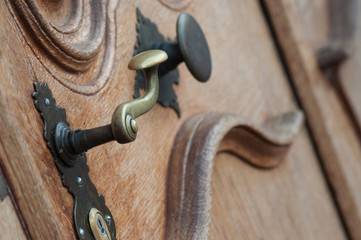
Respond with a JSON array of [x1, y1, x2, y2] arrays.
[[265, 0, 361, 239], [0, 198, 27, 240], [316, 0, 357, 69], [166, 111, 303, 239], [0, 0, 348, 239], [302, 0, 361, 134], [0, 168, 27, 240]]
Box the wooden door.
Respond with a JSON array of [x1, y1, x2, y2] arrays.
[[0, 0, 354, 239]]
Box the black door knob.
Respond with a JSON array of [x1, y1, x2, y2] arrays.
[[134, 9, 212, 116], [152, 13, 212, 83]]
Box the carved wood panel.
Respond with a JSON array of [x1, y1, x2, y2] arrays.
[[0, 0, 349, 239], [264, 0, 361, 238], [7, 0, 120, 95]]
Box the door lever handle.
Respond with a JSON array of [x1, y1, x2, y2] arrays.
[[54, 50, 167, 166], [33, 49, 167, 239], [112, 50, 168, 143]]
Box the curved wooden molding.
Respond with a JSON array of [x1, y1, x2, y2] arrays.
[[317, 0, 357, 69], [7, 0, 120, 95], [159, 0, 193, 11], [166, 111, 304, 240]]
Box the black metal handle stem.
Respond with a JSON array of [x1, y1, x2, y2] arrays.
[[55, 123, 115, 166], [151, 42, 183, 76], [68, 124, 115, 155]]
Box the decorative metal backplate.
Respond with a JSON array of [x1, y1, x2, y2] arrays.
[[32, 82, 116, 240], [0, 167, 8, 201], [134, 8, 181, 117]]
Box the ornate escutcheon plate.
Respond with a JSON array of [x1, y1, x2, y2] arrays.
[[32, 82, 116, 240]]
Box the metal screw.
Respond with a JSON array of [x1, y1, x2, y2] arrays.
[[105, 215, 111, 224], [79, 228, 85, 236], [77, 177, 83, 185], [45, 98, 50, 106], [130, 118, 138, 133]]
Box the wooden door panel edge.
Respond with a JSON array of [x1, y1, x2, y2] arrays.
[[0, 1, 69, 239], [264, 0, 361, 239], [0, 198, 27, 240], [0, 167, 27, 240], [166, 110, 303, 239]]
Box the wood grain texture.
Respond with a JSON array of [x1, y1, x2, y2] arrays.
[[0, 167, 27, 240], [7, 0, 120, 94], [210, 150, 342, 240], [300, 0, 361, 132], [0, 198, 27, 240], [264, 0, 361, 239], [316, 0, 357, 68], [0, 0, 348, 239], [166, 111, 303, 239]]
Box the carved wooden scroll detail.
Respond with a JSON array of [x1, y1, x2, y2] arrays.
[[6, 0, 120, 95], [166, 111, 304, 240], [159, 0, 193, 11]]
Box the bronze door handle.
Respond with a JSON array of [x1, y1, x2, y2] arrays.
[[43, 50, 168, 166], [32, 50, 167, 239], [112, 50, 168, 143]]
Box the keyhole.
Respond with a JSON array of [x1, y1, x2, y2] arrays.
[[89, 208, 109, 239], [96, 215, 105, 234], [96, 215, 103, 229]]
